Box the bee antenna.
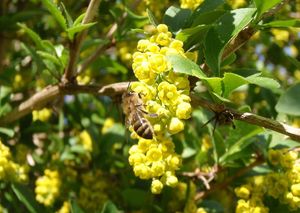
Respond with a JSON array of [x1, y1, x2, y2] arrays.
[[127, 81, 132, 91]]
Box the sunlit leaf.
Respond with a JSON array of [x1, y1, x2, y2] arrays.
[[204, 8, 256, 75], [166, 53, 207, 78], [41, 0, 67, 30], [275, 83, 300, 116]]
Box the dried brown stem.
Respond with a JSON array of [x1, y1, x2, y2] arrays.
[[194, 156, 264, 200]]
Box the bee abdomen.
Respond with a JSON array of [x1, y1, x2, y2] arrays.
[[132, 118, 153, 139]]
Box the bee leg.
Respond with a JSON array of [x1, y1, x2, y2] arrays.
[[136, 107, 158, 117], [138, 92, 146, 98], [200, 115, 216, 129], [212, 118, 218, 135]]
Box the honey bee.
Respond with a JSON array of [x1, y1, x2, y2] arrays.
[[122, 90, 155, 140]]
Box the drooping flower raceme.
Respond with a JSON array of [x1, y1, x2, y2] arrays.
[[35, 169, 61, 206], [0, 140, 28, 183], [128, 24, 193, 194]]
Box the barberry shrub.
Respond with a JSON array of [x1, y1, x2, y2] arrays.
[[1, 0, 300, 212]]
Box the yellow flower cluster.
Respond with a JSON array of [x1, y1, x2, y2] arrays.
[[129, 24, 192, 194], [57, 201, 70, 213], [78, 170, 108, 211], [180, 0, 204, 10], [227, 0, 247, 9], [35, 169, 61, 206], [32, 108, 52, 122], [271, 29, 290, 47], [101, 117, 115, 134], [78, 130, 93, 152], [235, 149, 300, 212], [0, 140, 28, 183], [136, 0, 169, 18]]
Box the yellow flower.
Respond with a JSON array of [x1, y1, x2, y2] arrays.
[[151, 179, 164, 194], [151, 161, 166, 176], [176, 102, 192, 119], [32, 108, 52, 122], [146, 147, 163, 162], [291, 183, 300, 196], [235, 185, 251, 199], [168, 117, 184, 134], [158, 82, 180, 106], [166, 174, 178, 187], [227, 0, 246, 9], [56, 201, 70, 213], [79, 130, 93, 152], [180, 0, 204, 10], [133, 164, 152, 179], [268, 149, 281, 165], [35, 169, 61, 206], [101, 118, 115, 134], [236, 199, 250, 213]]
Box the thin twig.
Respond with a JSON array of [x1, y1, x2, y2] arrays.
[[194, 156, 264, 200], [62, 0, 101, 84], [76, 0, 143, 76]]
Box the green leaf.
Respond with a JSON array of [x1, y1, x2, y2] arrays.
[[191, 10, 225, 27], [101, 201, 119, 213], [261, 19, 300, 28], [121, 189, 149, 209], [287, 56, 300, 70], [204, 8, 256, 75], [60, 2, 73, 27], [275, 83, 300, 116], [175, 24, 211, 44], [221, 53, 236, 67], [166, 53, 207, 78], [73, 13, 86, 26], [182, 147, 197, 158], [70, 199, 85, 213], [12, 183, 42, 213], [147, 9, 158, 26], [66, 22, 96, 40], [41, 0, 67, 30], [246, 75, 280, 91], [202, 77, 223, 95], [163, 6, 192, 33], [20, 42, 45, 73], [219, 121, 264, 164], [0, 127, 15, 137], [204, 72, 280, 97], [254, 0, 281, 17], [17, 23, 44, 49], [37, 51, 62, 66], [223, 73, 248, 97], [193, 0, 224, 15]]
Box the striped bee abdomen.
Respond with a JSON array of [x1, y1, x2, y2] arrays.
[[132, 114, 154, 139]]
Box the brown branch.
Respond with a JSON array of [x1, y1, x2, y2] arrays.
[[0, 82, 128, 125], [0, 85, 61, 124], [2, 82, 300, 143], [61, 0, 101, 84], [191, 94, 300, 142]]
